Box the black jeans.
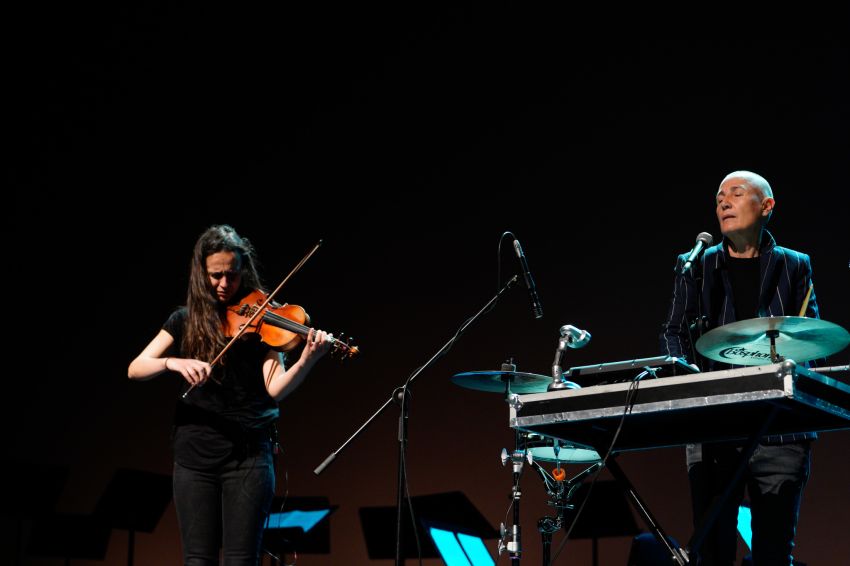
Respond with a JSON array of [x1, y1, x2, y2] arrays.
[[173, 444, 275, 566], [687, 441, 811, 566]]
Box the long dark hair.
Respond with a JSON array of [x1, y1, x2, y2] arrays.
[[183, 225, 263, 362]]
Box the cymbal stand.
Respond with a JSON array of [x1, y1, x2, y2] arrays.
[[499, 404, 526, 565], [530, 457, 602, 566], [537, 512, 560, 566], [495, 359, 529, 564], [767, 329, 784, 363]]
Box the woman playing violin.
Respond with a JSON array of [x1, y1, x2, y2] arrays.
[[128, 224, 332, 565]]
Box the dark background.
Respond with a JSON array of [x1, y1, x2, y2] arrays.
[[11, 6, 849, 565]]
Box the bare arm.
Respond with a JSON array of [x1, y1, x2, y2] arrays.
[[128, 329, 212, 387], [264, 328, 332, 401]]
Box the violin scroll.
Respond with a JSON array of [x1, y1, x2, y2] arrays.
[[328, 332, 359, 359]]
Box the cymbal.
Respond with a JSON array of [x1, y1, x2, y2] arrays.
[[696, 316, 850, 366], [451, 370, 579, 394]]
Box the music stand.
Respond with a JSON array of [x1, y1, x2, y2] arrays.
[[0, 461, 69, 566], [262, 495, 336, 562], [359, 491, 498, 563], [566, 481, 641, 566], [92, 468, 173, 566], [26, 512, 111, 565]]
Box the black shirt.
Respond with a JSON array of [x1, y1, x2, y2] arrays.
[[163, 307, 279, 470], [726, 255, 760, 320]]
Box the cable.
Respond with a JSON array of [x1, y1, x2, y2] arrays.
[[399, 385, 424, 566], [486, 231, 515, 318], [262, 436, 294, 566]]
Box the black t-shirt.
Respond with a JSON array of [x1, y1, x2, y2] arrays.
[[726, 255, 760, 320], [163, 307, 280, 470]]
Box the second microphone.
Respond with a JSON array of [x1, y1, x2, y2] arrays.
[[513, 238, 543, 319]]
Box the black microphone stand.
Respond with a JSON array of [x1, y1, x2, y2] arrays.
[[682, 258, 706, 372], [686, 316, 707, 372], [314, 275, 519, 566]]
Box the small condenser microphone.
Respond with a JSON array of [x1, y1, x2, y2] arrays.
[[513, 239, 543, 319]]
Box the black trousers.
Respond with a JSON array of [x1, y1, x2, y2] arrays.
[[687, 441, 811, 566]]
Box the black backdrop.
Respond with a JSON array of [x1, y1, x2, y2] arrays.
[[11, 6, 849, 565]]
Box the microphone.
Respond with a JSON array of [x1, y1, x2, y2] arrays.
[[559, 324, 591, 349], [679, 232, 714, 275], [513, 239, 543, 319]]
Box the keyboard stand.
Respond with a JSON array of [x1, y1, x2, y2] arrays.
[[604, 457, 689, 565]]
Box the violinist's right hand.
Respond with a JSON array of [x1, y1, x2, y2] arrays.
[[167, 358, 213, 387]]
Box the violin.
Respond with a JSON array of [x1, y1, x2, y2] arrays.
[[225, 289, 359, 358]]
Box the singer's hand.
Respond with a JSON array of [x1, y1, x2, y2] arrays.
[[168, 358, 212, 387]]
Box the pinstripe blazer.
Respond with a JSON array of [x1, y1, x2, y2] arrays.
[[659, 230, 819, 443], [660, 230, 819, 362]]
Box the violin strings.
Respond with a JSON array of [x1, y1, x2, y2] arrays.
[[261, 307, 357, 355], [263, 310, 311, 335]]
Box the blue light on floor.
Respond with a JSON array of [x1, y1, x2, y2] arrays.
[[457, 532, 495, 566], [429, 528, 471, 566], [429, 528, 495, 566], [266, 509, 330, 533], [738, 505, 752, 550]]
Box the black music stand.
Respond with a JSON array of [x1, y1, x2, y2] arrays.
[[566, 481, 641, 566], [262, 496, 336, 562], [0, 461, 70, 566], [27, 512, 111, 565], [92, 468, 173, 566], [359, 491, 498, 563]]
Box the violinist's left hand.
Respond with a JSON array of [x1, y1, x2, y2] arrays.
[[265, 327, 333, 401], [301, 327, 333, 362]]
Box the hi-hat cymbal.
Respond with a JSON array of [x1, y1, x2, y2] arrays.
[[696, 316, 850, 366], [451, 371, 578, 394]]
